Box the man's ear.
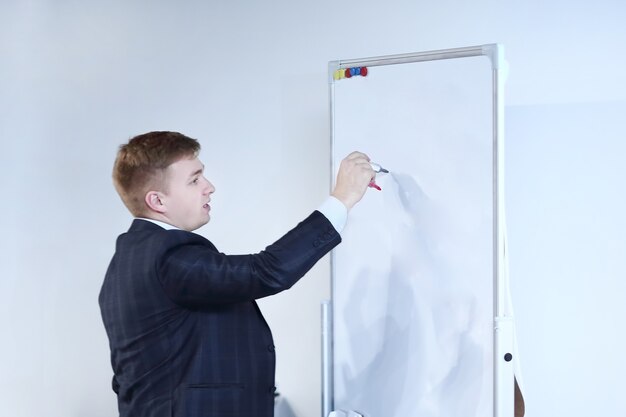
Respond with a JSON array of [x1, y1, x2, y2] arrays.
[[145, 191, 167, 214]]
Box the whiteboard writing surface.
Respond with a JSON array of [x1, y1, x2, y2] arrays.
[[330, 50, 496, 417]]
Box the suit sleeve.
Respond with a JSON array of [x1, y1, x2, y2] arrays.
[[158, 211, 341, 307]]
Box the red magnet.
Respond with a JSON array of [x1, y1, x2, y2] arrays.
[[360, 67, 368, 76], [344, 68, 352, 78]]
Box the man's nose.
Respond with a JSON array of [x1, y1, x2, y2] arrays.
[[204, 179, 215, 194]]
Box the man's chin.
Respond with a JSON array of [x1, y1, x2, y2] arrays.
[[189, 217, 210, 232]]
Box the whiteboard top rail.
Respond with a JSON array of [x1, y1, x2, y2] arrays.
[[329, 43, 504, 82]]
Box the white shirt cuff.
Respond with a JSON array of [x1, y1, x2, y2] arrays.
[[317, 196, 348, 234]]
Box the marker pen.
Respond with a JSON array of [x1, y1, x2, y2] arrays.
[[368, 180, 382, 191], [369, 162, 388, 190], [370, 162, 389, 174]]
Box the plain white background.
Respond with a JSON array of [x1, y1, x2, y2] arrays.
[[1, 1, 624, 416]]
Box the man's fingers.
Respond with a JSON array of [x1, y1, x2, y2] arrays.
[[344, 151, 370, 162]]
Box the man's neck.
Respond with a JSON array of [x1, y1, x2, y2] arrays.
[[136, 217, 180, 230]]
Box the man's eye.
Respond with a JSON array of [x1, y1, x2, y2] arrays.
[[192, 178, 199, 184]]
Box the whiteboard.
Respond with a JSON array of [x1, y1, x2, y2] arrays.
[[328, 46, 507, 417]]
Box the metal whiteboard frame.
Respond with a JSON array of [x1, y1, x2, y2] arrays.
[[322, 44, 513, 417]]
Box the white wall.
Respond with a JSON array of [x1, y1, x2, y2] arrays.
[[0, 1, 624, 416], [506, 101, 626, 416]]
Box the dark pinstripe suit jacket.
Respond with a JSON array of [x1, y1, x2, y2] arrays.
[[99, 211, 341, 417]]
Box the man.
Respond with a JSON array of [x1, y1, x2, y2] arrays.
[[99, 131, 374, 417]]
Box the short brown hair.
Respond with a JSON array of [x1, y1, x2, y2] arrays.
[[113, 131, 201, 216]]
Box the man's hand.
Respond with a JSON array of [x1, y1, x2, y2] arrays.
[[332, 151, 375, 210]]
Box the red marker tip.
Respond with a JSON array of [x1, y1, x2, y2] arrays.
[[368, 181, 382, 191]]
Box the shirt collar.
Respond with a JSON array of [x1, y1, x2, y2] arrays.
[[135, 217, 180, 230]]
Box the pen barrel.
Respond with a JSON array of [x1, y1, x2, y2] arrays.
[[370, 162, 388, 173]]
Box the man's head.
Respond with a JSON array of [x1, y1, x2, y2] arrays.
[[113, 131, 215, 231]]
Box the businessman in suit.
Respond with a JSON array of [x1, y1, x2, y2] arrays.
[[99, 131, 375, 417]]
